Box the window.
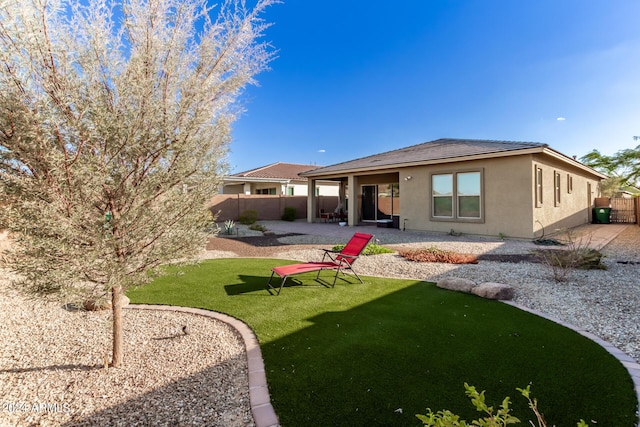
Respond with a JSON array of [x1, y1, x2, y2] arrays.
[[432, 174, 453, 218], [554, 171, 561, 206], [256, 188, 276, 195], [567, 174, 573, 194], [535, 166, 543, 207], [287, 187, 294, 196], [457, 172, 481, 218], [432, 171, 481, 220]]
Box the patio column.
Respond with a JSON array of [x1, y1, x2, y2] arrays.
[[307, 179, 317, 223], [347, 174, 358, 226], [338, 181, 346, 216]]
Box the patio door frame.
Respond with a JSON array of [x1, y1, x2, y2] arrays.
[[361, 183, 399, 222]]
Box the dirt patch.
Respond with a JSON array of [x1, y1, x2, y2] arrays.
[[206, 234, 321, 257], [214, 233, 305, 247]]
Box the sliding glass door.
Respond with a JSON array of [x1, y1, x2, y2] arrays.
[[361, 184, 399, 221]]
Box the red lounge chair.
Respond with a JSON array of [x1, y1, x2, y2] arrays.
[[267, 232, 374, 295]]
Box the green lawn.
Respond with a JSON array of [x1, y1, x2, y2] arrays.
[[128, 258, 638, 426]]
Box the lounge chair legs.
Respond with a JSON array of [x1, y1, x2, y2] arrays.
[[267, 271, 288, 296]]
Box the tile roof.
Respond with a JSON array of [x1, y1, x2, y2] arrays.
[[301, 138, 548, 175], [230, 162, 320, 180]]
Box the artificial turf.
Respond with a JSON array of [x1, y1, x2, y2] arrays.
[[127, 258, 638, 426]]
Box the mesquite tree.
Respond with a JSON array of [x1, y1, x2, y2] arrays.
[[0, 0, 276, 367], [581, 145, 640, 191]]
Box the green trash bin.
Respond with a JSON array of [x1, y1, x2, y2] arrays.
[[593, 207, 611, 224]]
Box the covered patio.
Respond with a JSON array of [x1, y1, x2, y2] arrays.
[[304, 171, 401, 229]]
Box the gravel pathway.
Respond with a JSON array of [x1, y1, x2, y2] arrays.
[[1, 224, 639, 426]]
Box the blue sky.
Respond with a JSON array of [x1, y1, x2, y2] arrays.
[[228, 1, 640, 173]]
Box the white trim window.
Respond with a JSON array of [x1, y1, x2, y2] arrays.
[[432, 171, 482, 220]]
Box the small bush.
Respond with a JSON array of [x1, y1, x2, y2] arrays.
[[416, 383, 590, 427], [535, 229, 606, 282], [238, 209, 258, 225], [282, 206, 296, 221], [399, 246, 478, 264], [249, 224, 267, 232], [331, 243, 394, 256]]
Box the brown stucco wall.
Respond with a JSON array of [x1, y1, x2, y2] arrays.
[[529, 153, 600, 236], [397, 154, 601, 239], [209, 194, 339, 222], [399, 156, 534, 238]]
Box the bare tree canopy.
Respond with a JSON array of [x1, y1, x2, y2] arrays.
[[0, 0, 277, 366]]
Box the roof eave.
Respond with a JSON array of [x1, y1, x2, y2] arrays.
[[301, 146, 608, 180], [223, 176, 292, 184], [541, 147, 609, 179], [301, 146, 548, 178]]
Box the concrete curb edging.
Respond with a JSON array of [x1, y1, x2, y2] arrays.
[[125, 304, 280, 427], [502, 301, 640, 427]]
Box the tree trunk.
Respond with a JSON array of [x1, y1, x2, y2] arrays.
[[111, 284, 124, 368]]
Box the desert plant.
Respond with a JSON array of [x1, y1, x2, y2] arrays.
[[238, 209, 258, 225], [536, 230, 606, 282], [282, 206, 296, 221], [416, 383, 590, 427], [223, 220, 235, 235], [248, 223, 267, 232], [399, 246, 478, 264]]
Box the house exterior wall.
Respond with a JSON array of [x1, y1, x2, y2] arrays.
[[221, 184, 244, 194], [397, 154, 600, 239], [399, 156, 534, 238], [529, 153, 600, 236]]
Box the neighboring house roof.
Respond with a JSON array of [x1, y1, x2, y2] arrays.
[[300, 138, 607, 178], [225, 162, 320, 183]]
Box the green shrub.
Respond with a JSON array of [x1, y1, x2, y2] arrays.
[[238, 209, 258, 225], [249, 224, 267, 232], [282, 206, 296, 221], [416, 383, 590, 427], [331, 243, 394, 256]]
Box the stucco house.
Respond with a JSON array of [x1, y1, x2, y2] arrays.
[[299, 138, 608, 239], [221, 162, 339, 196]]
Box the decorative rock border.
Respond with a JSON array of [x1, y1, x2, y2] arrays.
[[437, 277, 515, 300], [502, 301, 640, 427], [126, 304, 280, 427]]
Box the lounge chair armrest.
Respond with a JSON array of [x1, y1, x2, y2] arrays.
[[321, 248, 340, 262]]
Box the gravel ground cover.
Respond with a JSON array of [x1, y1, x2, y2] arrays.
[[1, 224, 639, 426], [0, 272, 253, 427]]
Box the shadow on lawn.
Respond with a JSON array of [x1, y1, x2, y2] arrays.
[[224, 273, 357, 296], [259, 282, 637, 427]]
